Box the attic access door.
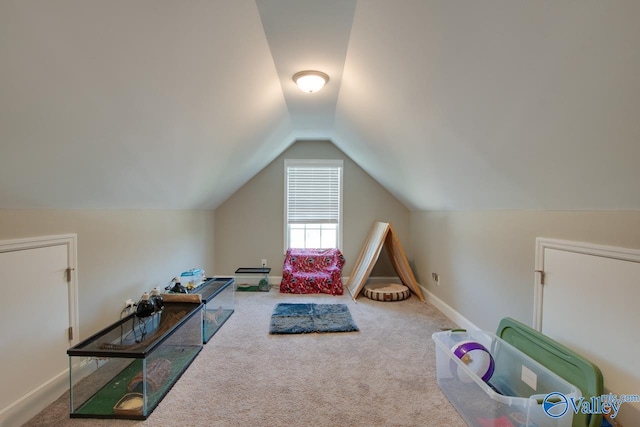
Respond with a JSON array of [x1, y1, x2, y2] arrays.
[[533, 238, 640, 426], [0, 235, 78, 425]]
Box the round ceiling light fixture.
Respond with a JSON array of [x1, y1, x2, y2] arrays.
[[293, 70, 329, 93]]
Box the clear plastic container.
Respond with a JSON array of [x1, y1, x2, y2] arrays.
[[432, 329, 580, 427], [180, 268, 204, 290]]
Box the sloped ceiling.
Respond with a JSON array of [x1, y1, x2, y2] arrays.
[[0, 0, 293, 209], [2, 0, 639, 211]]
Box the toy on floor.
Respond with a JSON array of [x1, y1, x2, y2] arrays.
[[451, 340, 495, 382], [477, 415, 515, 427]]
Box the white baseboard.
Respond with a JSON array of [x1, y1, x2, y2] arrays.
[[228, 275, 404, 288], [418, 284, 480, 331], [234, 275, 478, 331], [0, 368, 68, 427], [267, 275, 402, 288], [0, 350, 124, 426]]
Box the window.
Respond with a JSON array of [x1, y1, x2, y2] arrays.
[[285, 159, 343, 250]]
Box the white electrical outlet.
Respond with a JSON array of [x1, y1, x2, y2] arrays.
[[261, 259, 267, 267], [432, 272, 440, 286]]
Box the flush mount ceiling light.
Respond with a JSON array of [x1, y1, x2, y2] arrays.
[[293, 70, 329, 93]]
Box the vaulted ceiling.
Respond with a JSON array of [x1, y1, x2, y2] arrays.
[[2, 0, 639, 210]]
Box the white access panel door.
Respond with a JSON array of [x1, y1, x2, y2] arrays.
[[0, 243, 72, 420], [535, 239, 640, 426]]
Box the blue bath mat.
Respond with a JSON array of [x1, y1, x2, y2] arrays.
[[269, 303, 359, 334]]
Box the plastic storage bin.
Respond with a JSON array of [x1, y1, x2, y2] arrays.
[[496, 317, 604, 427], [432, 329, 581, 427], [180, 268, 205, 290]]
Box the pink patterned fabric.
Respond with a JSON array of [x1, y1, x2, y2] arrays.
[[280, 248, 345, 295]]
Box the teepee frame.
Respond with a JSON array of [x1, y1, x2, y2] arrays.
[[346, 221, 424, 301]]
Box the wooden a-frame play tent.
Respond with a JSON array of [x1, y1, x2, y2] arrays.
[[346, 221, 424, 301]]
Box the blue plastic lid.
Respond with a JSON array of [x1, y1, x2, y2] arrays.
[[181, 268, 204, 277]]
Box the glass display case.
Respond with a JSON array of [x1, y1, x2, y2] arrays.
[[67, 302, 203, 420], [199, 277, 235, 343]]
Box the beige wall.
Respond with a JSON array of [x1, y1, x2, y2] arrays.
[[214, 140, 410, 277], [409, 210, 640, 331], [0, 209, 215, 339]]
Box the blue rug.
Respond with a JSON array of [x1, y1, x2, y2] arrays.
[[269, 303, 359, 334]]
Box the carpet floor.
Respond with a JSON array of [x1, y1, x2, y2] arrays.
[[23, 289, 464, 427]]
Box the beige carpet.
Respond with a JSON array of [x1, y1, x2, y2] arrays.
[[24, 290, 464, 427]]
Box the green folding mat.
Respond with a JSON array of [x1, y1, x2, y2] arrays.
[[496, 317, 604, 427]]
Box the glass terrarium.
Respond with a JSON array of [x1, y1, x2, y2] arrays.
[[67, 302, 203, 420], [234, 267, 271, 292], [199, 277, 235, 343]]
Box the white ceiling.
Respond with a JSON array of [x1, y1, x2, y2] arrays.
[[1, 0, 639, 210]]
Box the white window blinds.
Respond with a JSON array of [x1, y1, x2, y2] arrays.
[[285, 160, 342, 224]]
